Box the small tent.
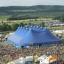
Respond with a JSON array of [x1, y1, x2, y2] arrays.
[[7, 57, 25, 64], [25, 56, 33, 61], [38, 55, 49, 64]]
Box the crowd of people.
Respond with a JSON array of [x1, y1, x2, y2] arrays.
[[0, 42, 64, 64]]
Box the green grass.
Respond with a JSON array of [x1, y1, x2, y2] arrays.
[[0, 16, 64, 30], [49, 26, 64, 30], [0, 16, 10, 21]]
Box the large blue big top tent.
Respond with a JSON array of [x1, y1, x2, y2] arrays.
[[7, 26, 60, 48]]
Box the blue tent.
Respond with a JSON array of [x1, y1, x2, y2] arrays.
[[7, 27, 28, 48], [7, 33, 22, 47], [21, 28, 60, 46], [7, 26, 60, 48], [15, 27, 28, 36]]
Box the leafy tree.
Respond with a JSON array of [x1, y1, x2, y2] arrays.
[[53, 16, 64, 22], [41, 22, 45, 27], [1, 23, 11, 31], [61, 39, 64, 44], [0, 25, 3, 31], [20, 22, 24, 27], [11, 23, 19, 31]]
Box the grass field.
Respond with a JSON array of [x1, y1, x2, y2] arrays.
[[49, 26, 64, 30], [0, 15, 64, 31]]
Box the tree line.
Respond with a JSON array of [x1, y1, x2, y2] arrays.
[[0, 23, 24, 31], [53, 16, 64, 22], [0, 22, 45, 31]]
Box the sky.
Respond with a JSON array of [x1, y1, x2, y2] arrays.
[[0, 0, 64, 6]]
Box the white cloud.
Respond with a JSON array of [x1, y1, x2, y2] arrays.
[[0, 0, 64, 6]]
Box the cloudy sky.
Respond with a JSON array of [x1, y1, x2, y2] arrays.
[[0, 0, 64, 6]]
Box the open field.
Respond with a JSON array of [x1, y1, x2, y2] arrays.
[[0, 19, 64, 30], [49, 26, 64, 30]]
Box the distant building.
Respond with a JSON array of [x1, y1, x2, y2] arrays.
[[38, 55, 49, 64]]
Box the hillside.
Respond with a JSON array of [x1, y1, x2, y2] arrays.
[[0, 5, 64, 17]]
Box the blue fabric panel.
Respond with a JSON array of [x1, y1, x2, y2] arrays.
[[7, 26, 60, 47]]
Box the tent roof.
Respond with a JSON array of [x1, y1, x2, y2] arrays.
[[7, 26, 60, 47], [21, 28, 60, 46]]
